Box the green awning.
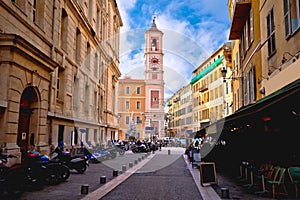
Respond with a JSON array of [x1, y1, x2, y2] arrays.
[[190, 56, 223, 84]]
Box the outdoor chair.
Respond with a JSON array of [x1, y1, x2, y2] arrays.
[[288, 166, 300, 198], [255, 163, 273, 195], [266, 167, 288, 198]]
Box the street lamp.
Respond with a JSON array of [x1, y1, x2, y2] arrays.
[[221, 67, 243, 82]]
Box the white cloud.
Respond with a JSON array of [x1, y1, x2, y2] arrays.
[[116, 0, 137, 32], [116, 0, 230, 94]]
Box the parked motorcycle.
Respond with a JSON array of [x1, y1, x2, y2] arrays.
[[131, 144, 149, 153], [0, 153, 27, 193], [51, 147, 88, 173], [24, 150, 70, 185]]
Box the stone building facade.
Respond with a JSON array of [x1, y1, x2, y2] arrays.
[[0, 0, 122, 155]]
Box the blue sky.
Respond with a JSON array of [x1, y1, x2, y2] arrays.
[[116, 0, 230, 97]]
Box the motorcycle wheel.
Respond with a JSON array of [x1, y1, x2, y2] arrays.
[[75, 162, 87, 173], [58, 165, 70, 181]]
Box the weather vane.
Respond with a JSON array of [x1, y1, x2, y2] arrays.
[[152, 12, 158, 23]]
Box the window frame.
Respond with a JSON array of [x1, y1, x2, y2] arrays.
[[266, 8, 276, 57]]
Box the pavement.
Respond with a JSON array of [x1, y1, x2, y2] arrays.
[[12, 147, 296, 200], [82, 147, 273, 200]]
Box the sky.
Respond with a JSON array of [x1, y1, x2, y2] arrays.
[[116, 0, 231, 99]]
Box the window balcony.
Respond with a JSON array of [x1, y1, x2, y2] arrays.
[[229, 0, 251, 40], [199, 84, 208, 92]]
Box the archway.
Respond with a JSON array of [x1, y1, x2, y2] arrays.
[[17, 87, 39, 151]]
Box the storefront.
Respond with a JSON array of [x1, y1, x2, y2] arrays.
[[204, 78, 300, 172]]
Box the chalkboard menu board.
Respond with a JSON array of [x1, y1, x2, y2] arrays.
[[200, 162, 217, 186]]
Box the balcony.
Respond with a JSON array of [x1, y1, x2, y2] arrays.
[[229, 0, 251, 40], [199, 84, 208, 92]]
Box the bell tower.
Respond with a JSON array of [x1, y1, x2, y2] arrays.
[[144, 17, 165, 139]]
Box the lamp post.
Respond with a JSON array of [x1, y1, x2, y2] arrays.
[[221, 66, 244, 111], [221, 67, 243, 82]]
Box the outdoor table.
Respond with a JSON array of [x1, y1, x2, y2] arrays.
[[255, 169, 269, 195]]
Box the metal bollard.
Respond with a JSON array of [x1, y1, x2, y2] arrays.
[[129, 162, 133, 168], [134, 160, 138, 164], [100, 176, 106, 184], [138, 157, 141, 162], [81, 184, 89, 194], [221, 188, 230, 199], [122, 165, 126, 172], [113, 170, 118, 176], [168, 149, 171, 155], [141, 156, 144, 160]]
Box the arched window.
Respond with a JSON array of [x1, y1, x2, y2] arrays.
[[151, 39, 157, 51]]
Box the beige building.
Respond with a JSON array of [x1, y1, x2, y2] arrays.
[[0, 0, 122, 155], [166, 84, 194, 138], [190, 44, 233, 132], [258, 0, 300, 95]]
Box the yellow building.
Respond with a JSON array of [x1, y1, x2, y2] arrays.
[[190, 44, 233, 132], [0, 0, 122, 154], [228, 0, 262, 111]]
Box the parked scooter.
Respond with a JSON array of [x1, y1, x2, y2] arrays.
[[51, 147, 88, 173]]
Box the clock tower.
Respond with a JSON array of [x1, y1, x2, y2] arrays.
[[144, 17, 165, 139]]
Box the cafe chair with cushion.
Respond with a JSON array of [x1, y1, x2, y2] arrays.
[[266, 167, 288, 198], [288, 166, 300, 198]]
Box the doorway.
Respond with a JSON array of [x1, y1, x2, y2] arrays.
[[17, 87, 39, 151]]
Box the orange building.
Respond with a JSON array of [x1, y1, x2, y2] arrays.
[[117, 77, 146, 140]]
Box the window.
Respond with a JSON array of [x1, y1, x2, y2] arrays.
[[136, 101, 140, 109], [60, 9, 68, 51], [58, 125, 64, 144], [57, 68, 65, 100], [96, 7, 101, 36], [85, 85, 89, 113], [94, 129, 97, 143], [136, 87, 140, 94], [112, 86, 116, 113], [284, 0, 300, 37], [151, 38, 157, 51], [126, 116, 130, 124], [244, 19, 249, 50], [33, 0, 37, 22], [244, 65, 256, 105], [250, 9, 254, 42], [94, 53, 98, 77], [75, 28, 81, 64], [126, 87, 130, 94], [151, 91, 159, 108], [284, 0, 292, 37], [136, 116, 141, 124], [86, 42, 91, 69], [73, 77, 80, 110], [267, 8, 276, 56], [125, 101, 129, 110]]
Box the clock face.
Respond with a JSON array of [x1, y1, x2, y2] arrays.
[[151, 57, 159, 64], [150, 57, 160, 70]]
